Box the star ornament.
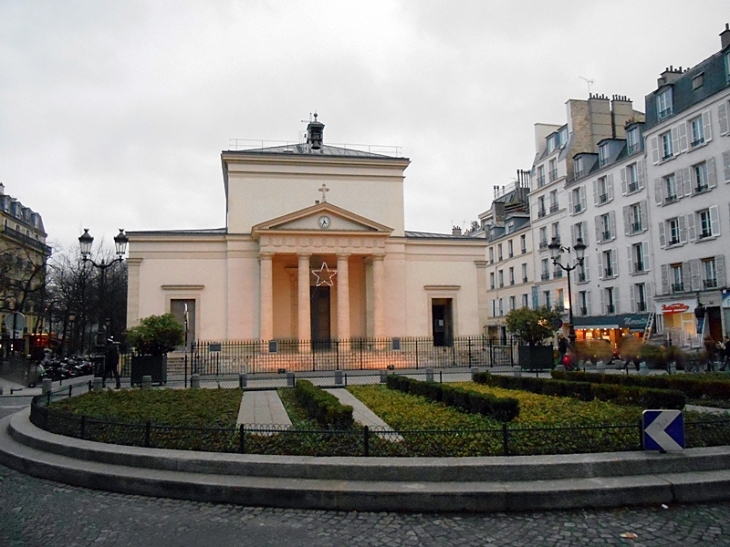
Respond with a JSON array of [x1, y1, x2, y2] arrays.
[[312, 262, 337, 287]]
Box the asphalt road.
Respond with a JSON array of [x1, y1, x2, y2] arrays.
[[2, 398, 730, 547]]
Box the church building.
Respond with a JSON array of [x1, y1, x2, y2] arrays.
[[126, 117, 488, 346]]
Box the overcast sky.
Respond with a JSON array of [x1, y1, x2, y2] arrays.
[[1, 1, 728, 255]]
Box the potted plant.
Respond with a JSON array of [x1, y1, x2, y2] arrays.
[[638, 344, 666, 370], [127, 314, 184, 385], [505, 306, 562, 370]]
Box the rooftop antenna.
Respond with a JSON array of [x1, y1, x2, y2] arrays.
[[579, 76, 594, 96]]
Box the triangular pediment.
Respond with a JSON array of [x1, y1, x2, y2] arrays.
[[251, 202, 392, 237]]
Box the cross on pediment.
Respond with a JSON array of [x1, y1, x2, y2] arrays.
[[318, 184, 329, 203]]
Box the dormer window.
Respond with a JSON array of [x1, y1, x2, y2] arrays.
[[598, 143, 609, 167], [546, 135, 556, 154], [656, 87, 673, 120], [574, 157, 584, 179], [557, 127, 568, 148], [626, 126, 640, 155], [692, 73, 704, 90]]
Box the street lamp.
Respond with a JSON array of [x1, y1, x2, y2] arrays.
[[548, 237, 586, 347], [78, 229, 128, 347]]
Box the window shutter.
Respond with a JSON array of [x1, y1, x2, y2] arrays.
[[568, 191, 573, 216], [659, 221, 666, 248], [638, 159, 645, 189], [654, 177, 663, 205], [682, 261, 692, 292], [580, 186, 587, 211], [609, 211, 616, 240], [687, 212, 696, 242], [623, 205, 630, 235], [647, 282, 654, 311], [682, 168, 692, 197], [582, 221, 589, 245], [650, 136, 659, 164], [627, 245, 633, 274], [600, 289, 606, 315], [611, 249, 618, 277], [614, 287, 619, 314], [719, 102, 729, 135], [678, 123, 688, 152], [607, 173, 614, 200], [723, 151, 730, 183], [690, 259, 701, 291], [586, 290, 592, 316], [630, 284, 636, 313], [707, 157, 717, 189], [671, 126, 680, 155], [595, 216, 602, 243], [584, 255, 590, 282], [642, 242, 650, 271], [621, 168, 627, 195], [598, 252, 604, 279], [592, 179, 598, 205], [702, 110, 712, 142], [710, 205, 721, 236], [717, 254, 727, 287], [661, 264, 669, 295]]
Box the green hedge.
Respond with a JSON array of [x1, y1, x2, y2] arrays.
[[474, 372, 686, 409], [385, 374, 519, 422], [294, 380, 354, 429], [551, 370, 730, 400]]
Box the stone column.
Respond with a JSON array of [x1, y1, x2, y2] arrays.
[[297, 253, 311, 352], [337, 253, 351, 345], [372, 255, 386, 341], [125, 258, 143, 328], [259, 253, 274, 343]]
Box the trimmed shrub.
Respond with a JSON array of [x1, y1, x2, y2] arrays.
[[385, 374, 519, 422], [294, 380, 354, 429]]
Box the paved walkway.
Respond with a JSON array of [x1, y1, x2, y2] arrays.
[[236, 390, 292, 426], [325, 387, 403, 440]]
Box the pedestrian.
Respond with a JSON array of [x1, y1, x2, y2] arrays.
[[102, 338, 121, 389], [557, 334, 568, 364], [721, 336, 730, 371]]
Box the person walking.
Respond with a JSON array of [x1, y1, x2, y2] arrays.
[[102, 338, 121, 389]]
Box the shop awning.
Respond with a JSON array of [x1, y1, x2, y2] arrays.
[[573, 313, 649, 331]]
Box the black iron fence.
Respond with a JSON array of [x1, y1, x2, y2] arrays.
[[179, 337, 518, 376], [29, 385, 730, 458]]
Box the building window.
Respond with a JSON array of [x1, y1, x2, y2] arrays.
[[627, 163, 639, 193], [509, 295, 516, 311], [549, 158, 557, 182], [489, 247, 494, 264], [498, 270, 504, 288], [635, 283, 648, 312], [521, 263, 528, 283], [572, 187, 583, 213], [498, 298, 504, 316], [656, 87, 673, 120], [521, 294, 529, 308], [602, 250, 615, 278], [627, 127, 640, 154], [537, 196, 546, 218], [660, 131, 673, 160], [597, 176, 609, 204], [605, 287, 616, 314], [598, 143, 609, 167], [541, 258, 550, 281], [692, 73, 704, 90], [551, 222, 560, 243], [667, 218, 680, 246], [629, 203, 643, 234], [509, 267, 515, 286], [726, 51, 730, 82], [549, 190, 558, 213], [690, 116, 705, 147], [556, 288, 565, 312], [489, 272, 495, 290], [539, 227, 548, 249], [573, 222, 584, 245], [693, 162, 709, 194], [507, 240, 513, 258], [497, 243, 503, 261], [599, 213, 612, 242], [665, 174, 678, 202], [632, 242, 647, 273], [520, 234, 527, 254], [537, 165, 545, 188], [670, 263, 684, 293], [574, 157, 584, 179], [578, 257, 588, 283], [695, 207, 720, 240], [578, 291, 588, 316], [703, 258, 718, 289], [543, 290, 551, 308]]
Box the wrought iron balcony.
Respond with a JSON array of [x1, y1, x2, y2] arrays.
[[704, 278, 718, 289], [671, 282, 685, 293]]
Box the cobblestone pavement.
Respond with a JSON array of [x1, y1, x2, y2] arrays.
[[1, 461, 729, 547]]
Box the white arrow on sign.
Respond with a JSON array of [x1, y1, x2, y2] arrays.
[[644, 410, 683, 451]]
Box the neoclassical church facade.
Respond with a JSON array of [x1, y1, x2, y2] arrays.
[[126, 118, 488, 344]]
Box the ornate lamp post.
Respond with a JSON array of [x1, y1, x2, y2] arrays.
[[78, 229, 128, 348], [548, 237, 586, 347]]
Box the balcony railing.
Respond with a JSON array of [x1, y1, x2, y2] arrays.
[[549, 169, 558, 182], [606, 304, 615, 314], [578, 272, 587, 282], [665, 194, 677, 203], [549, 204, 559, 213], [672, 282, 685, 293], [1, 225, 52, 255], [628, 182, 639, 193], [553, 269, 563, 278], [580, 306, 588, 316], [537, 176, 545, 187], [668, 237, 680, 246], [691, 138, 705, 147], [695, 184, 709, 194], [555, 304, 565, 312], [599, 193, 608, 204], [522, 277, 528, 284], [637, 301, 647, 312], [541, 272, 550, 281], [539, 240, 548, 250], [537, 208, 546, 218], [634, 262, 645, 273], [631, 222, 642, 233], [602, 231, 612, 241], [604, 268, 614, 278], [573, 203, 583, 214], [704, 278, 718, 289], [699, 231, 713, 240]]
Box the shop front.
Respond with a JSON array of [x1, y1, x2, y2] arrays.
[[573, 313, 650, 349]]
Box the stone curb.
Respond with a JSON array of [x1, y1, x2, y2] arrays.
[[3, 409, 730, 512]]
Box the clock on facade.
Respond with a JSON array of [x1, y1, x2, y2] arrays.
[[318, 215, 331, 229]]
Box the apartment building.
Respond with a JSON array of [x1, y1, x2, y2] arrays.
[[479, 171, 533, 340], [646, 25, 730, 345], [529, 95, 644, 340]]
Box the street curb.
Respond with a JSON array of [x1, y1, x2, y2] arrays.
[[2, 409, 730, 512]]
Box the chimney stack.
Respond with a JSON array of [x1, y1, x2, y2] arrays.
[[721, 23, 730, 49], [306, 113, 325, 151], [452, 226, 462, 236]]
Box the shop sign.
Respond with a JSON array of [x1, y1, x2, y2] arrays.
[[657, 298, 697, 315]]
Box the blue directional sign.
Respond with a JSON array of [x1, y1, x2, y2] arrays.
[[643, 410, 684, 451]]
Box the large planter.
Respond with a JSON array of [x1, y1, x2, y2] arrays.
[[518, 345, 554, 371], [131, 355, 167, 386]]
